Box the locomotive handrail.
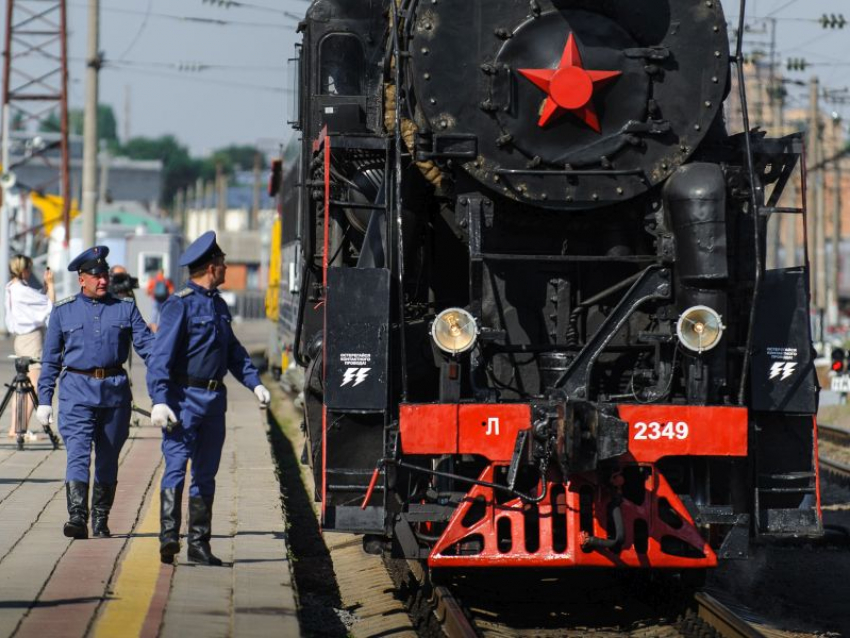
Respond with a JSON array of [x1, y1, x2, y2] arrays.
[[735, 0, 765, 406]]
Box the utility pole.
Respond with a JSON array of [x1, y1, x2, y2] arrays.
[[766, 18, 782, 269], [184, 183, 194, 235], [816, 105, 828, 318], [81, 0, 100, 247], [251, 152, 262, 231], [123, 85, 131, 142], [98, 143, 109, 204], [174, 188, 185, 232], [830, 115, 843, 325], [215, 163, 226, 233], [808, 77, 827, 314]]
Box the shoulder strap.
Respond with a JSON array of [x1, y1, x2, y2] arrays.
[[54, 295, 75, 307]]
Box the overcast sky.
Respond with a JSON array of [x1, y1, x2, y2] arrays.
[[3, 0, 848, 158]]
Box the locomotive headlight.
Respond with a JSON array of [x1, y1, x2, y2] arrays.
[[432, 308, 478, 354], [676, 305, 725, 353]]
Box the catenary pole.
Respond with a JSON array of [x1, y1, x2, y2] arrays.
[[81, 0, 100, 247]]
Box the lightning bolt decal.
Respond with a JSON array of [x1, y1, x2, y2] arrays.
[[769, 362, 797, 380], [353, 368, 371, 387], [341, 368, 358, 386], [341, 367, 372, 387]]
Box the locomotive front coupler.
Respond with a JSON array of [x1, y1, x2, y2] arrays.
[[534, 395, 629, 476]]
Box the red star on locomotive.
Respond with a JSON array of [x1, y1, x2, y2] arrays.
[[519, 33, 621, 131]]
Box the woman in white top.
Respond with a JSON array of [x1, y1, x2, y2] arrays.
[[5, 255, 54, 437]]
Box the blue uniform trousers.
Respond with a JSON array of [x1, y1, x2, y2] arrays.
[[161, 407, 226, 498], [59, 400, 131, 484]]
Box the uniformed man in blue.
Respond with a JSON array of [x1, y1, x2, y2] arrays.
[[147, 231, 270, 565], [36, 246, 154, 539]]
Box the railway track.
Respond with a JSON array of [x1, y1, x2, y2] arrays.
[[818, 423, 850, 446], [390, 559, 769, 638], [818, 423, 850, 483], [695, 592, 766, 638]]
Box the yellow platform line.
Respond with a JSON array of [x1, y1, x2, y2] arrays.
[[94, 481, 164, 638]]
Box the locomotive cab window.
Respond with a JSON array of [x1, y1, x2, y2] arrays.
[[319, 33, 365, 96]]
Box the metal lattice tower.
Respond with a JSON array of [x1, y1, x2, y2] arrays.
[[1, 0, 71, 230], [0, 0, 71, 330]]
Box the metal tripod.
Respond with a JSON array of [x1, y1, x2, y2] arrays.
[[0, 356, 60, 451]]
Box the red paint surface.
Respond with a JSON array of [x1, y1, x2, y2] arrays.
[[458, 404, 532, 461], [400, 404, 458, 454], [429, 464, 716, 569]]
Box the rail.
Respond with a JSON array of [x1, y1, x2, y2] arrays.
[[818, 423, 850, 446], [433, 586, 478, 638], [695, 592, 766, 638]]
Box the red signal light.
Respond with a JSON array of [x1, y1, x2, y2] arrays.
[[832, 347, 847, 373]]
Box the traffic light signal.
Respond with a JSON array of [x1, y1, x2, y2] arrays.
[[820, 13, 847, 29], [787, 58, 808, 72], [832, 347, 847, 373]]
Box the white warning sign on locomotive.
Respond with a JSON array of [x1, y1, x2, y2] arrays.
[[341, 368, 371, 387], [339, 353, 373, 387], [765, 347, 798, 381], [769, 362, 797, 381], [765, 346, 798, 362], [340, 352, 372, 366]]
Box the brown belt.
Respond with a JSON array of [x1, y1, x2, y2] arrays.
[[172, 374, 224, 391], [66, 367, 126, 380]]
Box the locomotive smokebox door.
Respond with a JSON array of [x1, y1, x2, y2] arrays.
[[325, 268, 390, 412], [750, 268, 818, 413]]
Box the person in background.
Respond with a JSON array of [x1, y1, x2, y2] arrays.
[[37, 246, 154, 539], [147, 231, 270, 565], [108, 265, 139, 301], [5, 255, 55, 438], [146, 269, 174, 327]]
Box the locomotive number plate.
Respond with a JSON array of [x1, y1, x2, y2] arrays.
[[617, 405, 748, 462], [633, 421, 689, 441]]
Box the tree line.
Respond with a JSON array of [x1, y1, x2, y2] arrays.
[[38, 105, 264, 206]]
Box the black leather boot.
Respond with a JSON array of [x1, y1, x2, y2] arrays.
[[160, 487, 183, 564], [187, 496, 222, 566], [91, 483, 117, 537], [63, 481, 89, 539]]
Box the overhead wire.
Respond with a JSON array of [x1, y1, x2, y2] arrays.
[[101, 58, 288, 72], [114, 0, 153, 61], [99, 65, 290, 93], [65, 2, 293, 29]]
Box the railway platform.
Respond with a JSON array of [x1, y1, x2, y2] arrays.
[[0, 320, 299, 638]]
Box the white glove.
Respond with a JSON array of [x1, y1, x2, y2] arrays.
[[151, 403, 177, 428], [36, 405, 53, 426], [254, 385, 271, 408]]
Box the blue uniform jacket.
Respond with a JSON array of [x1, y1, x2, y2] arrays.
[[39, 293, 155, 407], [145, 282, 261, 416]]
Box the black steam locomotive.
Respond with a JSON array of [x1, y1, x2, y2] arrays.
[[274, 0, 821, 571]]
